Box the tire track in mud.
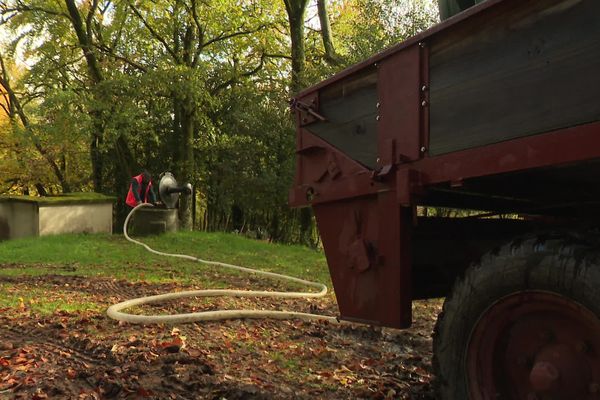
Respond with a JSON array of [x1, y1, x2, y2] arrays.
[[0, 321, 128, 398], [0, 318, 222, 398], [0, 274, 182, 300], [0, 275, 126, 372], [98, 278, 175, 300], [0, 323, 115, 368], [0, 275, 191, 369], [0, 275, 275, 398]]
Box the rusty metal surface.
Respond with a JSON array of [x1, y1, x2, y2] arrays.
[[405, 121, 600, 187], [290, 44, 428, 328], [377, 45, 422, 165], [291, 118, 413, 327], [467, 291, 600, 399], [312, 196, 412, 328], [289, 131, 386, 208], [292, 92, 321, 127]]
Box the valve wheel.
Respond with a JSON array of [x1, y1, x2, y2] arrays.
[[433, 234, 600, 400]]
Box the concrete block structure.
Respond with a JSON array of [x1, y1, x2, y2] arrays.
[[0, 193, 115, 240]]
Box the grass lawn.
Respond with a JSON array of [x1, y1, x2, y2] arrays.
[[0, 231, 331, 288]]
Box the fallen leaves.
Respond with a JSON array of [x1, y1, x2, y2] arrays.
[[0, 341, 13, 351], [0, 274, 442, 399], [159, 335, 185, 354], [152, 327, 187, 354], [0, 347, 39, 392], [136, 387, 154, 397]]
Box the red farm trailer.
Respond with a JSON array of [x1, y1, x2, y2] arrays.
[[290, 0, 600, 398]]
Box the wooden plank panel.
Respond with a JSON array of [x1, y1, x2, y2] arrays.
[[307, 115, 378, 169], [306, 73, 378, 168], [429, 0, 600, 155]]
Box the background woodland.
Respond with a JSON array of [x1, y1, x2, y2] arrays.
[[0, 0, 438, 244]]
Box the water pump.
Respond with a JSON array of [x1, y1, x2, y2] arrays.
[[158, 172, 192, 209], [129, 172, 192, 235]]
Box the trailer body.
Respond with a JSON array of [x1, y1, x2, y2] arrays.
[[292, 0, 600, 397], [291, 0, 600, 327]]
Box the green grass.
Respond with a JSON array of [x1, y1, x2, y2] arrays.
[[270, 351, 301, 370], [0, 231, 331, 315], [0, 284, 102, 313], [0, 231, 331, 285]]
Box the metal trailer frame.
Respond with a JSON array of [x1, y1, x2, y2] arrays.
[[290, 0, 600, 329]]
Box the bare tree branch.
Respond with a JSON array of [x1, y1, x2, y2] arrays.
[[86, 0, 100, 40], [0, 51, 11, 90], [0, 101, 9, 116], [128, 2, 180, 63], [1, 1, 69, 19], [94, 43, 148, 72], [211, 53, 266, 95], [0, 10, 18, 25], [108, 10, 128, 52], [0, 51, 70, 191], [264, 53, 292, 60], [91, 0, 112, 47], [203, 24, 267, 49], [190, 0, 205, 67], [65, 0, 104, 83], [317, 0, 339, 65], [20, 92, 46, 108]]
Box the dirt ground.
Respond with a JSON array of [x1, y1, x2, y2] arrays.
[[0, 273, 441, 399]]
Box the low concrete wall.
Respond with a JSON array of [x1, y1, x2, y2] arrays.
[[0, 193, 115, 240], [0, 201, 38, 240], [39, 203, 112, 236]]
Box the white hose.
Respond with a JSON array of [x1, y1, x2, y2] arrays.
[[107, 203, 339, 325]]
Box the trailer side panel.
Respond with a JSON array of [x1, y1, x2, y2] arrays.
[[429, 0, 600, 155]]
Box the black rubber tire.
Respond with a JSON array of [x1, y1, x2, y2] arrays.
[[432, 232, 600, 399]]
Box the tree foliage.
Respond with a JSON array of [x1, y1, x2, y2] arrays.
[[0, 0, 438, 242]]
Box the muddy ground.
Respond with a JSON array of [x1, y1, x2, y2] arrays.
[[0, 273, 441, 399]]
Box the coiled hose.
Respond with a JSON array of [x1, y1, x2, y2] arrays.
[[107, 203, 339, 325]]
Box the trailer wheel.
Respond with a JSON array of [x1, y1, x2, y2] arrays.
[[433, 234, 600, 400]]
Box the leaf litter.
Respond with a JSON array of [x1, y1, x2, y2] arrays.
[[0, 274, 441, 399]]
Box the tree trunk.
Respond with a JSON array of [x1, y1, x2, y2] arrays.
[[317, 0, 339, 64], [64, 0, 103, 83], [35, 183, 48, 196], [112, 135, 138, 232], [284, 0, 316, 245], [284, 0, 309, 94], [89, 117, 104, 192], [65, 0, 136, 195], [177, 106, 195, 230], [65, 0, 106, 192], [438, 0, 477, 21]]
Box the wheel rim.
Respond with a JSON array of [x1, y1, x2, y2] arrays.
[[466, 291, 600, 400]]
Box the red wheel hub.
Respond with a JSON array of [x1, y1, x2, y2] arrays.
[[467, 291, 600, 399]]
